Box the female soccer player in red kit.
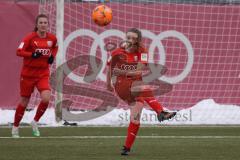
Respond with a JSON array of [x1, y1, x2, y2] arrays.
[[12, 14, 58, 137], [107, 28, 176, 155]]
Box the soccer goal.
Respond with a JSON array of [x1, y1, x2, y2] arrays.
[[39, 0, 240, 124]]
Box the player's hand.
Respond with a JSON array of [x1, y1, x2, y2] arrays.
[[48, 55, 54, 64], [119, 40, 132, 49], [32, 51, 42, 59]]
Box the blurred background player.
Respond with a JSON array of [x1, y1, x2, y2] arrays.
[[107, 28, 176, 155], [12, 14, 58, 138]]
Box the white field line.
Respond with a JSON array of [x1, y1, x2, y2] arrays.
[[1, 136, 240, 139]]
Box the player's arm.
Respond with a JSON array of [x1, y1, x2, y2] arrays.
[[112, 68, 134, 76], [48, 37, 58, 64], [124, 64, 144, 77], [107, 66, 114, 91], [106, 57, 114, 92], [51, 37, 58, 57], [113, 68, 141, 77], [16, 39, 32, 57], [16, 36, 42, 58]]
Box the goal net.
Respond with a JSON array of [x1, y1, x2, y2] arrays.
[[38, 0, 240, 123]]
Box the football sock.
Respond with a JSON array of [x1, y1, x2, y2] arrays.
[[14, 104, 26, 127], [145, 97, 163, 114], [34, 101, 49, 122], [125, 122, 140, 149]]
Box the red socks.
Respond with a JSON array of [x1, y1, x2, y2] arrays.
[[123, 98, 163, 150], [144, 97, 163, 114], [34, 101, 49, 122], [14, 104, 26, 127], [125, 122, 140, 149], [13, 101, 48, 127]]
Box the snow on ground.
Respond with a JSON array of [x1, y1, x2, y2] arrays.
[[1, 99, 240, 126]]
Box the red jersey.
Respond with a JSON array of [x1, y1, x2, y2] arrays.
[[108, 47, 148, 104], [109, 47, 148, 79], [17, 32, 58, 78], [111, 47, 148, 63]]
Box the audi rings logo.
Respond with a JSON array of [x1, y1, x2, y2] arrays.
[[61, 29, 194, 84], [35, 48, 51, 56], [120, 64, 137, 71]]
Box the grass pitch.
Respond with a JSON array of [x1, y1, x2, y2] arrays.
[[0, 126, 240, 160]]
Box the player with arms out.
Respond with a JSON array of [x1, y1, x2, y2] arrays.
[[12, 14, 58, 138], [107, 28, 176, 155]]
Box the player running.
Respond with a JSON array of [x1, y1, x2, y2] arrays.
[[12, 14, 58, 138], [106, 28, 176, 155]]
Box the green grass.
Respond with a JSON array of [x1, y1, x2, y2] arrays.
[[1, 126, 240, 160]]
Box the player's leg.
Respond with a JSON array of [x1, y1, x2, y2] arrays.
[[131, 82, 164, 114], [32, 77, 51, 136], [114, 77, 133, 103], [13, 97, 30, 127], [114, 78, 144, 155], [138, 89, 176, 122], [144, 97, 176, 122], [145, 97, 163, 113], [33, 90, 50, 122], [12, 77, 34, 138], [12, 97, 30, 138], [122, 101, 143, 156], [31, 90, 50, 136]]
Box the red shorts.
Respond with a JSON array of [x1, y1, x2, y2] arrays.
[[20, 76, 50, 97], [114, 77, 154, 105]]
